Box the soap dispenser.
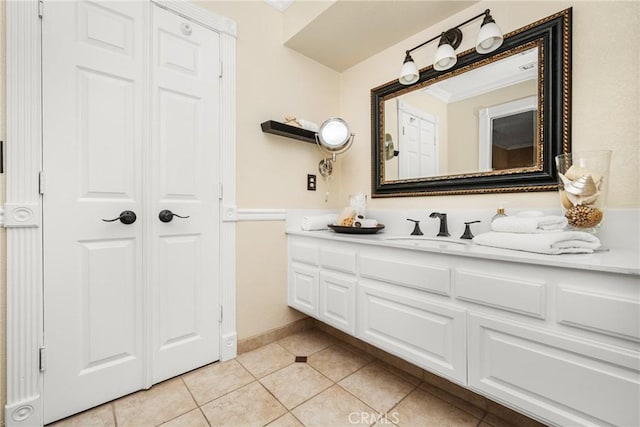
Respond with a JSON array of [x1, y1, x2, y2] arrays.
[[492, 204, 507, 222]]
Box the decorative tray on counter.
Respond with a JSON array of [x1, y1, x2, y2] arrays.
[[328, 224, 385, 234]]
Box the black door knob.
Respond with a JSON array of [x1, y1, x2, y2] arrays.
[[158, 209, 190, 223], [102, 210, 137, 225]]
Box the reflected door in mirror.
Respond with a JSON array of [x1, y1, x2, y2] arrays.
[[399, 105, 438, 179]]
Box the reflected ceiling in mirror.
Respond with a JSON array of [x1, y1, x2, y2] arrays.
[[371, 9, 572, 197]]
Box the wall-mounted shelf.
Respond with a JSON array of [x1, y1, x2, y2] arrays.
[[261, 120, 317, 144]]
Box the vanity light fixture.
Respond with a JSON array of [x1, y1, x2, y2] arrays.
[[315, 118, 355, 178], [399, 9, 503, 85]]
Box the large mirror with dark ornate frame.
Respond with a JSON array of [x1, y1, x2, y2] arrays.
[[371, 8, 571, 197]]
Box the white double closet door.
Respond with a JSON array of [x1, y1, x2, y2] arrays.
[[42, 1, 221, 423]]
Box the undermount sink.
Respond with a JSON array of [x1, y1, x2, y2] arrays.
[[383, 236, 471, 247]]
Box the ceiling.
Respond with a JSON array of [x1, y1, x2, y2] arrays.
[[423, 47, 538, 103], [275, 1, 478, 72]]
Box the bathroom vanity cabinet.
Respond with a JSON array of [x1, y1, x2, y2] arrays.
[[287, 232, 640, 427]]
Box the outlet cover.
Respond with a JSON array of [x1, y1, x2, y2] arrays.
[[307, 174, 316, 191]]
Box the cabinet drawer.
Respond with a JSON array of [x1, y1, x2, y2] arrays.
[[290, 243, 318, 265], [557, 286, 640, 341], [468, 313, 640, 427], [360, 255, 451, 296], [357, 280, 466, 384], [320, 247, 357, 274], [455, 269, 545, 318], [319, 271, 356, 335]]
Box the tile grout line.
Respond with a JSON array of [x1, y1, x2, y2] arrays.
[[179, 377, 212, 427], [256, 338, 380, 425], [234, 338, 336, 424], [254, 378, 294, 423], [258, 340, 361, 420], [110, 402, 118, 427], [418, 382, 489, 423], [387, 380, 420, 412], [279, 335, 428, 425], [314, 330, 497, 425], [235, 342, 314, 425], [477, 410, 490, 427], [315, 357, 416, 424], [52, 329, 500, 427], [184, 360, 257, 408], [263, 360, 335, 414]]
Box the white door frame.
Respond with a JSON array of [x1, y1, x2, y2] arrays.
[[4, 1, 238, 426]]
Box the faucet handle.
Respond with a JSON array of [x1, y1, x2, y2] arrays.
[[461, 220, 481, 239], [406, 218, 423, 236]]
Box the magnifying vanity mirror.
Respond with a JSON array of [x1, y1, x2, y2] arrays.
[[316, 117, 355, 177], [371, 9, 571, 197]]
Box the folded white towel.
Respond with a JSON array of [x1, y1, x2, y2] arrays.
[[473, 231, 601, 254], [354, 219, 378, 228], [491, 215, 568, 233], [301, 214, 338, 231], [299, 119, 319, 132]]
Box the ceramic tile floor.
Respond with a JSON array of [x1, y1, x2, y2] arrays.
[[49, 329, 525, 427]]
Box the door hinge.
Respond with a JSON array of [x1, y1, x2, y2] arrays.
[[39, 347, 47, 372], [219, 60, 223, 78], [218, 182, 223, 200], [219, 305, 223, 323], [38, 0, 44, 19], [39, 171, 45, 195]]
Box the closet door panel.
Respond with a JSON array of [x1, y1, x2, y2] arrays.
[[42, 1, 146, 423], [150, 5, 222, 383]]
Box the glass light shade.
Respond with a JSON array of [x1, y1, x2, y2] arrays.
[[476, 22, 503, 53], [399, 59, 419, 85], [433, 43, 457, 71]]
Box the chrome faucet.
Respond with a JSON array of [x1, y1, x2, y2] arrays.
[[429, 212, 450, 237]]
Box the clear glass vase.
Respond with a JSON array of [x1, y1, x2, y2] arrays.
[[555, 150, 611, 233]]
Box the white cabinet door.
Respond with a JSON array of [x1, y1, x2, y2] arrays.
[[319, 271, 356, 335], [289, 263, 319, 317], [357, 280, 466, 384], [42, 2, 221, 422], [468, 313, 640, 427]]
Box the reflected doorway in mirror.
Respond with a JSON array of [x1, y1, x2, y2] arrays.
[[479, 95, 538, 172]]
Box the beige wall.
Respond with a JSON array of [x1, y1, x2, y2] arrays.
[[0, 0, 638, 418], [199, 1, 342, 209], [196, 1, 342, 340], [340, 1, 640, 209]]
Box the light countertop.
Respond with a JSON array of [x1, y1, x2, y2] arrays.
[[287, 229, 640, 276]]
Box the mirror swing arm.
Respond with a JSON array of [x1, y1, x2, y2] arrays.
[[371, 8, 572, 197], [316, 117, 355, 178]]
